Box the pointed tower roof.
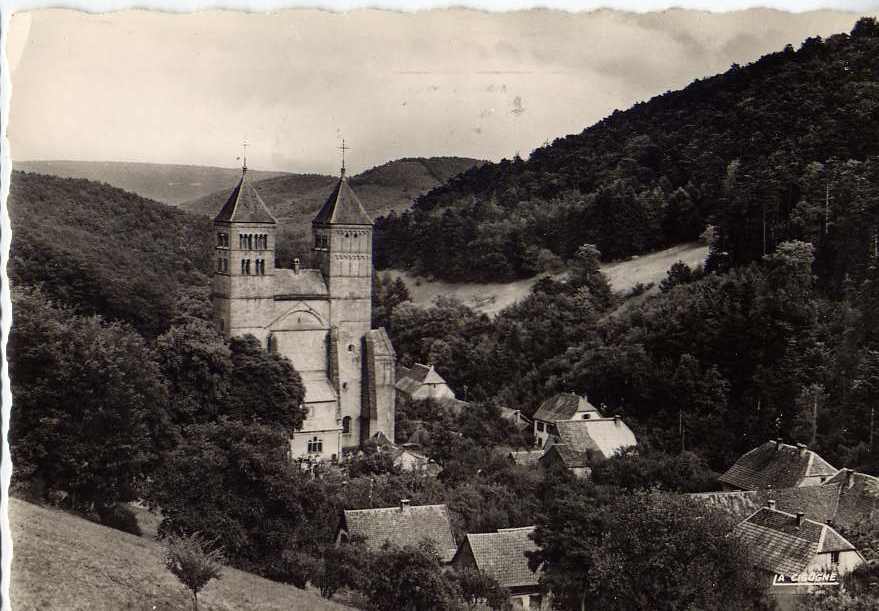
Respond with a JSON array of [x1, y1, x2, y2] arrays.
[[214, 170, 277, 224], [313, 171, 373, 226]]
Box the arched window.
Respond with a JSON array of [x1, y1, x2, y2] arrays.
[[342, 416, 351, 434], [239, 234, 244, 249], [241, 259, 247, 275], [307, 437, 323, 454]]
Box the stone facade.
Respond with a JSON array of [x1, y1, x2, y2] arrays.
[[212, 167, 396, 460]]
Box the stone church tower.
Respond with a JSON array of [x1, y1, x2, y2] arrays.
[[212, 162, 395, 460]]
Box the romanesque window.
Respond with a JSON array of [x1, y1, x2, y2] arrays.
[[223, 258, 228, 272], [239, 235, 244, 249], [246, 259, 251, 275], [217, 258, 223, 272], [241, 259, 247, 274], [307, 437, 323, 454], [342, 416, 351, 434]]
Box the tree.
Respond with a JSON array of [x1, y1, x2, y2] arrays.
[[530, 482, 772, 610], [163, 533, 224, 611], [363, 543, 461, 611], [225, 335, 306, 434], [313, 542, 370, 600], [147, 419, 309, 573], [454, 566, 512, 610], [9, 287, 170, 510]]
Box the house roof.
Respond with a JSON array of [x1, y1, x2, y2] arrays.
[[553, 418, 637, 460], [341, 503, 458, 562], [540, 443, 591, 468], [454, 527, 539, 589], [395, 363, 449, 395], [533, 393, 599, 422], [690, 484, 842, 525], [214, 171, 277, 224], [825, 469, 879, 530], [274, 268, 328, 297], [509, 449, 545, 467], [313, 173, 372, 226], [734, 507, 856, 577], [718, 441, 838, 490]]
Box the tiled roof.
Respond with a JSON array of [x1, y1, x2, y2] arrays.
[[214, 171, 277, 224], [533, 392, 599, 422], [824, 469, 879, 530], [313, 174, 372, 226], [690, 484, 842, 524], [541, 443, 590, 468], [454, 527, 539, 589], [553, 418, 637, 460], [734, 507, 856, 578], [509, 450, 545, 467], [718, 441, 838, 490], [395, 363, 449, 395], [342, 503, 458, 562], [274, 269, 328, 297]]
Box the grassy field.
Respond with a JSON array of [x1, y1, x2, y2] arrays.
[[9, 498, 350, 611], [388, 242, 709, 315]]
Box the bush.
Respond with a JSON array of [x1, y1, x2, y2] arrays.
[[97, 503, 143, 537], [163, 533, 224, 611]]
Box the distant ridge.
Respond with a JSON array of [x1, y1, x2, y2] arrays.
[[13, 160, 287, 205]]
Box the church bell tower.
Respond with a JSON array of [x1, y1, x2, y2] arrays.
[[212, 159, 277, 341]]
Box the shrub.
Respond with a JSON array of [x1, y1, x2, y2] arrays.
[[97, 503, 143, 537]]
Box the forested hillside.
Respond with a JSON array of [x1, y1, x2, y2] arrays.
[[182, 157, 482, 267], [9, 171, 214, 337], [376, 20, 879, 284]]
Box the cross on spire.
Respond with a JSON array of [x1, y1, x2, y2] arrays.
[[241, 140, 248, 174], [338, 138, 350, 176]]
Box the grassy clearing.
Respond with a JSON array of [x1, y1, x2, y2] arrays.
[[9, 498, 350, 611], [389, 242, 709, 315]]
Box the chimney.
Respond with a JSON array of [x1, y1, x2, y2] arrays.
[[775, 438, 784, 451], [845, 469, 855, 490], [400, 498, 410, 511], [797, 443, 807, 457], [767, 500, 777, 510], [614, 414, 621, 425], [293, 258, 301, 274], [796, 511, 805, 527]]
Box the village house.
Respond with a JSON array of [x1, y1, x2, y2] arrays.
[[451, 526, 546, 610], [395, 363, 456, 402], [693, 468, 879, 531], [336, 500, 458, 563], [500, 407, 533, 431], [532, 392, 600, 448], [538, 416, 638, 478], [718, 439, 839, 491], [392, 447, 443, 477], [734, 503, 865, 606]]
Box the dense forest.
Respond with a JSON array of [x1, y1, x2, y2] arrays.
[[376, 19, 879, 285]]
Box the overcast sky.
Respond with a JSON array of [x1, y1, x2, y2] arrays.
[[6, 8, 870, 174]]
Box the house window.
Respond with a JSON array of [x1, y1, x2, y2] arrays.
[[582, 413, 591, 419], [307, 437, 323, 454], [831, 551, 840, 565], [342, 416, 351, 434], [536, 421, 545, 432]]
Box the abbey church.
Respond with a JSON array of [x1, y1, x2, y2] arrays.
[[212, 163, 396, 460]]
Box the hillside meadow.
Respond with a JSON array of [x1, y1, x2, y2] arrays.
[[9, 498, 350, 611]]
